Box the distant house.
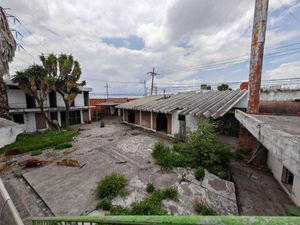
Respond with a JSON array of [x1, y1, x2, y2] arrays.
[[90, 98, 137, 118], [6, 80, 93, 132], [117, 89, 248, 140]]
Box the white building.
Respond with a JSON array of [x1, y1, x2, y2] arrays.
[[6, 80, 93, 132]]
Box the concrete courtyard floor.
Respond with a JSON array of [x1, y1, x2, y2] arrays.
[[2, 117, 238, 218]]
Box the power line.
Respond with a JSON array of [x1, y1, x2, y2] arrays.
[[277, 0, 300, 24]]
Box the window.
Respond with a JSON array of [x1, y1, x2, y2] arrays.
[[84, 91, 89, 106], [13, 114, 24, 124], [281, 166, 294, 192], [69, 110, 81, 125], [49, 92, 57, 107], [178, 115, 185, 121], [26, 94, 36, 108]]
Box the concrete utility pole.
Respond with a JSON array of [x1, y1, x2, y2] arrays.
[[247, 0, 269, 113], [105, 83, 109, 99], [147, 67, 159, 95], [144, 80, 147, 96]]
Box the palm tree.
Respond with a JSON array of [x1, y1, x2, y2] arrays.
[[40, 53, 85, 128], [0, 8, 16, 118], [12, 65, 56, 128]]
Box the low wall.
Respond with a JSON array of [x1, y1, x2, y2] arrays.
[[0, 118, 25, 148]]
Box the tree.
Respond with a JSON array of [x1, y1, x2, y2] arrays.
[[217, 84, 232, 91], [40, 53, 85, 128], [0, 8, 16, 118], [12, 65, 56, 128]]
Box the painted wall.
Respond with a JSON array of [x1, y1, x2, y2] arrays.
[[7, 89, 26, 108], [186, 114, 199, 132], [74, 92, 84, 107], [24, 113, 37, 132], [267, 151, 300, 206], [171, 110, 180, 136], [141, 111, 151, 128], [260, 89, 300, 101]]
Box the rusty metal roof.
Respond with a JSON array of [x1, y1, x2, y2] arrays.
[[117, 90, 248, 119]]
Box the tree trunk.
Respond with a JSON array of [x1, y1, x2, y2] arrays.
[[0, 76, 9, 119], [65, 102, 70, 129]]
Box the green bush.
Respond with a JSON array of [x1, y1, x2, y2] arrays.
[[55, 142, 72, 150], [194, 167, 205, 181], [96, 198, 112, 210], [193, 200, 217, 215], [162, 187, 178, 200], [96, 173, 128, 199], [151, 121, 232, 178], [146, 182, 155, 193], [207, 165, 230, 180], [31, 150, 42, 156], [110, 205, 130, 215], [100, 121, 105, 128]]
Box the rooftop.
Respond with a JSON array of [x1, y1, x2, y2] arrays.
[[117, 90, 247, 119]]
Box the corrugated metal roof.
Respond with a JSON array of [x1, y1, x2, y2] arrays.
[[117, 90, 248, 119]]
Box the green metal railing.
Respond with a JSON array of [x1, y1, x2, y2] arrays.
[[32, 215, 300, 225]]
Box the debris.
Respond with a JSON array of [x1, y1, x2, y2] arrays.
[[19, 159, 49, 168], [5, 147, 21, 156], [248, 173, 259, 180], [56, 159, 81, 167], [115, 160, 127, 164], [0, 163, 12, 174], [63, 147, 79, 154], [108, 138, 114, 141]]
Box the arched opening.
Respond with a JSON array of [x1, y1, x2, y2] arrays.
[[128, 110, 135, 123], [156, 113, 168, 132]]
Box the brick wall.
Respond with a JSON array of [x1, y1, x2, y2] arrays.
[[239, 126, 259, 151]]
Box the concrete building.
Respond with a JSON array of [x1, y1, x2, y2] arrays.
[[6, 80, 93, 132], [117, 90, 248, 139]]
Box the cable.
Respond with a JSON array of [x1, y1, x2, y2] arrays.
[[277, 0, 300, 24]]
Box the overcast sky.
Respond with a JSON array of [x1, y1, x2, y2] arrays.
[[2, 0, 300, 96]]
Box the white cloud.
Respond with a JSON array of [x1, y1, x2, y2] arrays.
[[266, 60, 300, 79], [3, 0, 300, 95]]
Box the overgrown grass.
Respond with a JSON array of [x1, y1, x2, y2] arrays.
[[31, 150, 42, 156], [193, 199, 217, 215], [146, 182, 155, 193], [0, 129, 78, 153], [194, 167, 205, 181], [55, 142, 72, 150], [152, 121, 232, 180], [111, 187, 178, 215], [96, 173, 128, 199]]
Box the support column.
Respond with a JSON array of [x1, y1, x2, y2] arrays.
[[80, 110, 84, 124], [150, 111, 153, 129]]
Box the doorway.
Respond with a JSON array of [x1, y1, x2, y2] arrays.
[[156, 113, 168, 132]]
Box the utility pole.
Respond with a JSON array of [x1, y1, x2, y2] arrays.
[[144, 80, 147, 96], [105, 83, 109, 99], [147, 67, 159, 95], [248, 0, 269, 113]]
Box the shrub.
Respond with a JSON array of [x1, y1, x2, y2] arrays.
[[96, 198, 112, 210], [151, 121, 232, 172], [110, 205, 130, 215], [193, 199, 217, 215], [100, 121, 105, 128], [96, 173, 128, 199], [55, 142, 72, 150], [207, 165, 230, 180], [31, 150, 42, 156], [162, 187, 178, 200], [194, 167, 205, 181], [146, 182, 155, 193]]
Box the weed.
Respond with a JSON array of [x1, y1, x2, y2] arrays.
[[96, 173, 128, 199], [0, 129, 78, 153], [193, 199, 217, 215], [207, 165, 230, 180], [31, 150, 42, 156], [110, 205, 130, 215], [151, 121, 232, 180], [146, 182, 155, 193], [162, 187, 178, 200], [96, 198, 112, 210], [100, 121, 105, 128], [194, 167, 205, 181], [55, 142, 72, 150]]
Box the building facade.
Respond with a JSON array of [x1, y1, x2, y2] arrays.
[[6, 80, 93, 132], [117, 90, 248, 139]]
